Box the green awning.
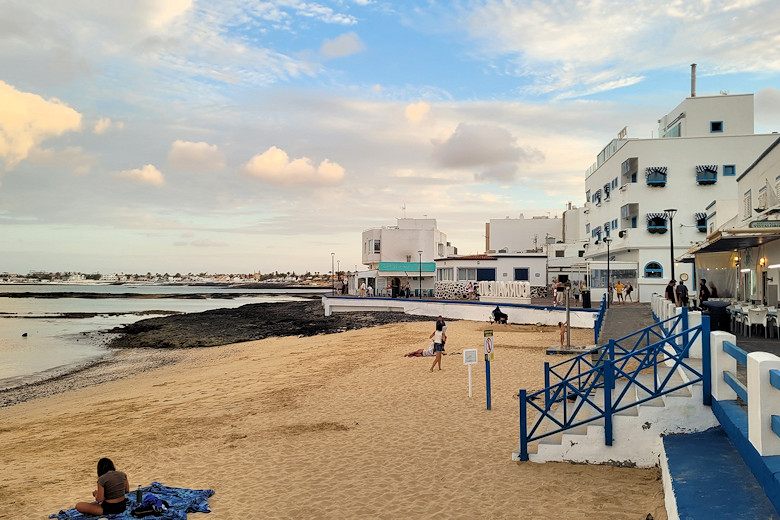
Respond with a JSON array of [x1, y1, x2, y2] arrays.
[[378, 261, 436, 272]]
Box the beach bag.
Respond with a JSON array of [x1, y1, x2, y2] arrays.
[[131, 495, 169, 518]]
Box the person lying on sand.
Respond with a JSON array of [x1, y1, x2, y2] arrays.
[[405, 342, 436, 357]]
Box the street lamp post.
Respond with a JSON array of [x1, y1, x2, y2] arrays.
[[664, 209, 678, 281], [604, 237, 612, 308], [331, 252, 335, 295], [418, 250, 423, 299]]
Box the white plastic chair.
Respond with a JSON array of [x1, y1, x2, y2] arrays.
[[745, 307, 769, 337]]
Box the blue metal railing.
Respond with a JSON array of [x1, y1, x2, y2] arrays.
[[594, 294, 607, 343], [517, 315, 710, 461], [722, 340, 749, 403]]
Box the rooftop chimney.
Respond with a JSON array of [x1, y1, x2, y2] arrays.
[[691, 63, 697, 97]]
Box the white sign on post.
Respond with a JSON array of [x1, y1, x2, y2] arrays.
[[463, 349, 478, 398]]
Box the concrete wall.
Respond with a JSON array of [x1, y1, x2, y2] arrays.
[[322, 295, 598, 329]]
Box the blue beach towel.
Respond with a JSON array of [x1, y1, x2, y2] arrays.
[[49, 482, 214, 520]]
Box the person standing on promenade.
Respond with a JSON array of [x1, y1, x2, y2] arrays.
[[615, 280, 624, 304], [699, 278, 711, 302], [75, 458, 129, 516], [573, 281, 581, 304], [665, 280, 677, 304], [625, 282, 634, 302]]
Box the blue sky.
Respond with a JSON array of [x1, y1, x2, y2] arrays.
[[2, 0, 780, 275]]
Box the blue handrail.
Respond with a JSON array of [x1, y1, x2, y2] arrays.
[[517, 316, 710, 460], [594, 294, 608, 343], [723, 340, 748, 366], [771, 369, 780, 391]]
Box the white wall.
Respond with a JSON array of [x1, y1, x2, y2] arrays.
[[488, 215, 562, 253]]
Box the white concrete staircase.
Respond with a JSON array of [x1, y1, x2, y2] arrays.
[[513, 359, 719, 467]]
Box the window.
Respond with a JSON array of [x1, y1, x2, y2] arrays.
[[437, 268, 454, 281], [373, 240, 381, 253], [603, 183, 611, 200], [695, 165, 717, 185], [644, 262, 663, 278], [646, 166, 667, 187], [621, 157, 638, 184], [646, 213, 668, 233], [631, 216, 637, 228], [514, 268, 529, 281], [406, 255, 411, 262], [586, 190, 591, 202], [585, 223, 591, 234], [457, 267, 476, 281], [555, 250, 564, 258], [723, 165, 736, 176], [666, 123, 681, 138], [604, 221, 611, 236], [695, 212, 707, 232], [744, 190, 752, 219], [710, 121, 723, 133], [612, 218, 618, 230]]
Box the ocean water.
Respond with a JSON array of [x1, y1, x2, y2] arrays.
[[0, 284, 327, 389]]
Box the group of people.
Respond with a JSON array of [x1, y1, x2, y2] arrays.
[[607, 280, 634, 304], [404, 315, 448, 372], [551, 279, 592, 306], [665, 278, 718, 307]]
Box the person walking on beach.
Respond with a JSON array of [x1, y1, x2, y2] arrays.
[[75, 458, 130, 516], [435, 315, 447, 350], [429, 326, 446, 371]]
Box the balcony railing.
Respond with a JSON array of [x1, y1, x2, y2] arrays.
[[646, 172, 667, 186]]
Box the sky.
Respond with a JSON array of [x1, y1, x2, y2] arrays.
[[2, 0, 780, 276]]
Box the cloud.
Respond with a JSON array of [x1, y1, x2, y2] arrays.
[[167, 140, 226, 171], [241, 146, 345, 186], [475, 163, 519, 183], [27, 146, 96, 175], [116, 164, 165, 186], [432, 123, 543, 170], [0, 81, 82, 170], [93, 117, 125, 135], [320, 32, 366, 58], [405, 101, 431, 124], [465, 0, 780, 97]]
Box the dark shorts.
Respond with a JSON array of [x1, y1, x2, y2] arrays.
[[102, 498, 127, 515], [433, 343, 444, 352]]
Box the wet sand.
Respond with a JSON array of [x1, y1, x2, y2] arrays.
[[0, 319, 666, 519]]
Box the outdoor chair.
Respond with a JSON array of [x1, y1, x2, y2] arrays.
[[745, 307, 769, 338]]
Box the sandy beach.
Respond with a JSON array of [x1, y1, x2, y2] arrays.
[[0, 320, 667, 519]]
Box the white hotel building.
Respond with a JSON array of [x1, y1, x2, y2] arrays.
[[583, 92, 778, 302]]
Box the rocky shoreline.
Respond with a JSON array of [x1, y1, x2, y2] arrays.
[[106, 300, 433, 349], [0, 300, 435, 407]]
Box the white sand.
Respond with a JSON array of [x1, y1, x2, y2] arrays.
[[0, 320, 666, 519]]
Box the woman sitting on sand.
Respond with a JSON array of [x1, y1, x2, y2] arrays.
[[75, 457, 129, 516]]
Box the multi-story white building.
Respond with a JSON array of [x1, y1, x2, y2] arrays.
[[583, 92, 778, 302], [686, 136, 780, 305], [485, 214, 562, 253], [358, 218, 457, 297]]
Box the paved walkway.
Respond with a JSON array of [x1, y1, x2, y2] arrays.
[[597, 302, 655, 346]]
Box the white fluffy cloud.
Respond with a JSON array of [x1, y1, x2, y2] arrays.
[[320, 32, 366, 58], [167, 140, 226, 171], [116, 164, 165, 186], [405, 101, 431, 124], [241, 146, 345, 186], [0, 81, 82, 170], [93, 117, 125, 135], [432, 123, 543, 174]]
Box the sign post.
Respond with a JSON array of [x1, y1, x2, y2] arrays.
[[484, 330, 494, 410], [463, 349, 478, 397]]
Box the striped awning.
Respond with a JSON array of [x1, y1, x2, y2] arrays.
[[645, 166, 667, 177], [646, 212, 668, 221], [696, 165, 718, 174], [695, 212, 707, 221]]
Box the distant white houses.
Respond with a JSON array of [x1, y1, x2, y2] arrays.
[[357, 218, 457, 297], [485, 214, 562, 253]]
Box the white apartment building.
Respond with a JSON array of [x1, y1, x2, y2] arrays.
[[359, 218, 457, 297], [686, 137, 780, 305], [485, 214, 562, 253], [583, 92, 778, 302]]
